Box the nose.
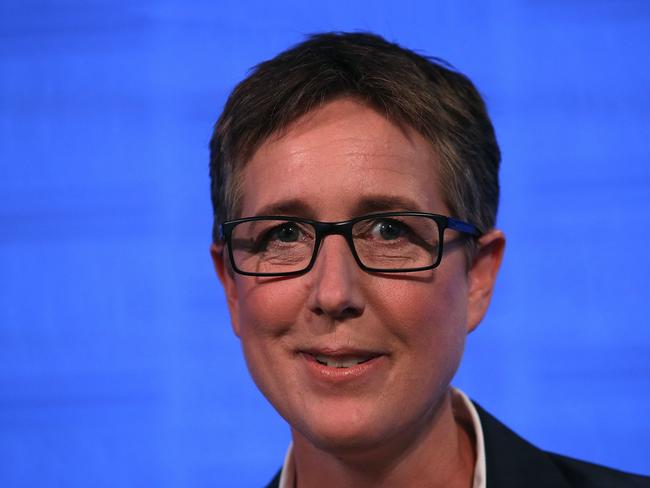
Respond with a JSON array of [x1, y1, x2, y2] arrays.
[[306, 234, 365, 320]]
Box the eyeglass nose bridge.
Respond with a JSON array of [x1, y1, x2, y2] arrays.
[[309, 220, 362, 270], [313, 220, 355, 237]]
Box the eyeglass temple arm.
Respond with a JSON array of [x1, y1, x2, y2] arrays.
[[447, 217, 480, 237]]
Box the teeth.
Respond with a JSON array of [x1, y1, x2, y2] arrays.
[[315, 354, 371, 368]]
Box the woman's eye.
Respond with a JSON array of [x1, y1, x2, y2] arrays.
[[372, 220, 407, 240], [269, 223, 301, 242]]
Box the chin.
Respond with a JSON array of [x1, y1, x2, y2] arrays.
[[289, 401, 401, 455], [300, 425, 388, 455]]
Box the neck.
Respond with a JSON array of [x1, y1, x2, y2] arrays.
[[291, 389, 476, 488]]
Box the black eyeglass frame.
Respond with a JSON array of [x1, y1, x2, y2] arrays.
[[219, 211, 480, 277]]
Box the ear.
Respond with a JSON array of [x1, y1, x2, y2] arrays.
[[466, 229, 505, 333], [210, 243, 241, 337]]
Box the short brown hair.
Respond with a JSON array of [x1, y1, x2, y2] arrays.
[[209, 32, 500, 243]]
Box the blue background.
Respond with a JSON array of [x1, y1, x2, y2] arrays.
[[1, 1, 649, 486]]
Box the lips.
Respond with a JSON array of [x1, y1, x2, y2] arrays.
[[300, 348, 384, 369], [298, 347, 387, 384], [314, 354, 375, 368]]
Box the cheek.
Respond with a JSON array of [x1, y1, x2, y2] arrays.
[[234, 279, 307, 381], [236, 279, 306, 337], [379, 271, 468, 333], [374, 271, 469, 375], [234, 281, 307, 411]]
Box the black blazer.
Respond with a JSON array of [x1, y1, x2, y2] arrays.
[[265, 403, 650, 487]]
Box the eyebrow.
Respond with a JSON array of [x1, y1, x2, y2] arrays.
[[253, 199, 316, 218], [251, 194, 428, 220], [352, 195, 427, 215]]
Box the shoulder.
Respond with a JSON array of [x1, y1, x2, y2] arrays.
[[473, 401, 650, 488], [264, 469, 281, 488], [548, 453, 650, 488]]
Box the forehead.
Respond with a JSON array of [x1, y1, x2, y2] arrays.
[[239, 98, 445, 219]]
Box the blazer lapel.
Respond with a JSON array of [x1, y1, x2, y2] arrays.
[[473, 402, 572, 488]]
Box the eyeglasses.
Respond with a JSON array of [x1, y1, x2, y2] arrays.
[[219, 211, 480, 277]]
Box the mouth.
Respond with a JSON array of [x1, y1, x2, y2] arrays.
[[298, 348, 387, 384], [312, 354, 376, 368], [300, 348, 384, 369]]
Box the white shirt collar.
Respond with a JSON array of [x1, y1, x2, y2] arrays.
[[278, 387, 486, 488], [455, 388, 487, 488]]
